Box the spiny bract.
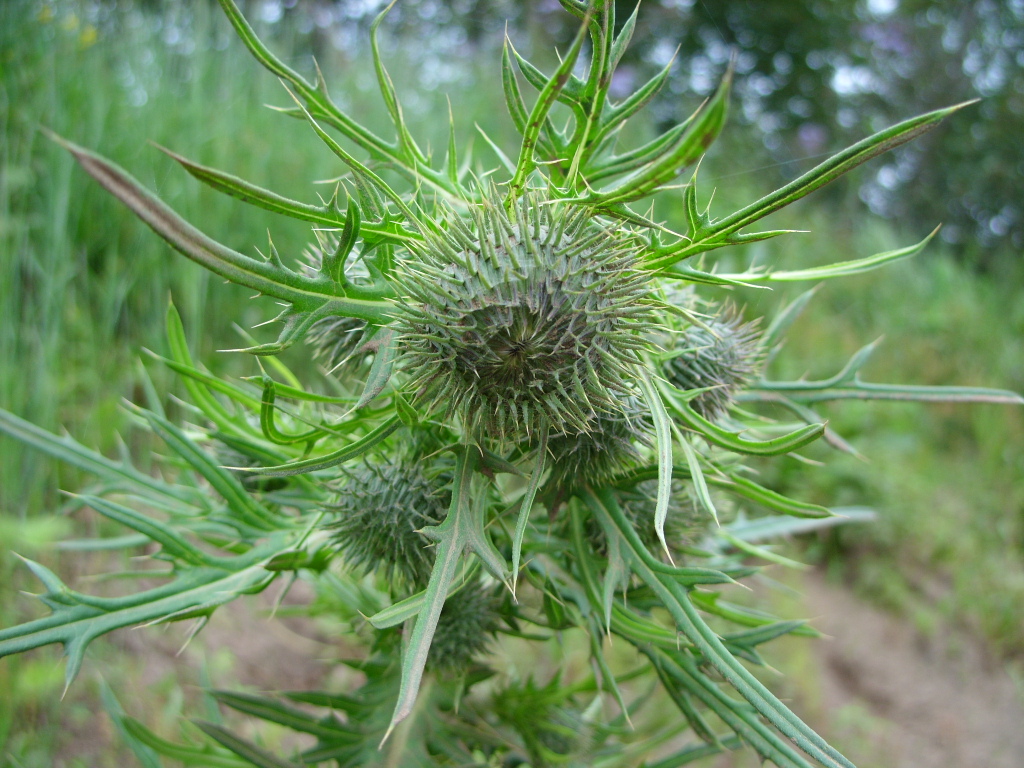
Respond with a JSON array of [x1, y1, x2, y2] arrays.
[[395, 194, 653, 445]]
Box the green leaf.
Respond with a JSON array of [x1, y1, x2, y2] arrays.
[[502, 39, 530, 135], [613, 464, 832, 519], [121, 718, 248, 768], [637, 367, 675, 556], [241, 415, 402, 477], [508, 13, 591, 197], [664, 390, 825, 457], [585, 488, 854, 768], [156, 145, 420, 246], [385, 446, 508, 741], [749, 227, 940, 282], [585, 67, 731, 206], [647, 101, 976, 268], [259, 378, 324, 446], [352, 328, 398, 410], [719, 532, 809, 570], [0, 534, 291, 692], [75, 494, 214, 567], [193, 721, 303, 768], [45, 131, 391, 325], [133, 406, 281, 532], [511, 432, 547, 595], [369, 2, 428, 167], [367, 560, 478, 629], [100, 682, 164, 768], [0, 407, 197, 505], [761, 286, 820, 355], [212, 691, 356, 741]]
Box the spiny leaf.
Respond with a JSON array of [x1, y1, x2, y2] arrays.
[[0, 535, 291, 692], [239, 415, 402, 477], [585, 67, 731, 206], [351, 328, 398, 410], [47, 131, 391, 325], [667, 395, 826, 458], [647, 101, 977, 268], [636, 367, 675, 558], [385, 445, 508, 742], [586, 488, 854, 768], [212, 691, 355, 741], [511, 431, 547, 595], [0, 407, 197, 505], [508, 12, 592, 197]]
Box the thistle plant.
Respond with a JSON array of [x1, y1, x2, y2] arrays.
[[1, 1, 1021, 766]]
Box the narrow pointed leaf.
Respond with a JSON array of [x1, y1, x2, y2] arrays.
[[194, 721, 302, 768], [647, 101, 976, 268], [46, 131, 390, 324], [765, 227, 939, 282], [241, 415, 401, 477]]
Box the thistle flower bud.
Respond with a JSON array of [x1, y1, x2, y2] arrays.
[[302, 236, 369, 372], [306, 315, 369, 373], [663, 307, 763, 421], [546, 396, 651, 489], [327, 459, 446, 587], [395, 194, 653, 446], [426, 583, 500, 672]]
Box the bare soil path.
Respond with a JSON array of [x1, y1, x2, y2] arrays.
[[786, 571, 1024, 768]]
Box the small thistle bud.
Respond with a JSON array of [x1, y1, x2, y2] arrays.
[[302, 235, 369, 372], [327, 458, 446, 587], [546, 396, 651, 489], [426, 583, 500, 672], [617, 479, 706, 553], [663, 307, 763, 420], [306, 315, 369, 372], [395, 194, 653, 445]]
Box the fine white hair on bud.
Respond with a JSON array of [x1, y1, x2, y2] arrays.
[[395, 192, 654, 445]]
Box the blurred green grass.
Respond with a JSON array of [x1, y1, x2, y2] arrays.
[[0, 0, 1021, 764]]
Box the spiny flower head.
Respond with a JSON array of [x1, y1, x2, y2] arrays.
[[546, 395, 651, 490], [302, 234, 370, 373], [395, 193, 654, 446], [306, 315, 369, 373], [426, 582, 501, 672], [664, 306, 764, 421], [327, 456, 446, 587]]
